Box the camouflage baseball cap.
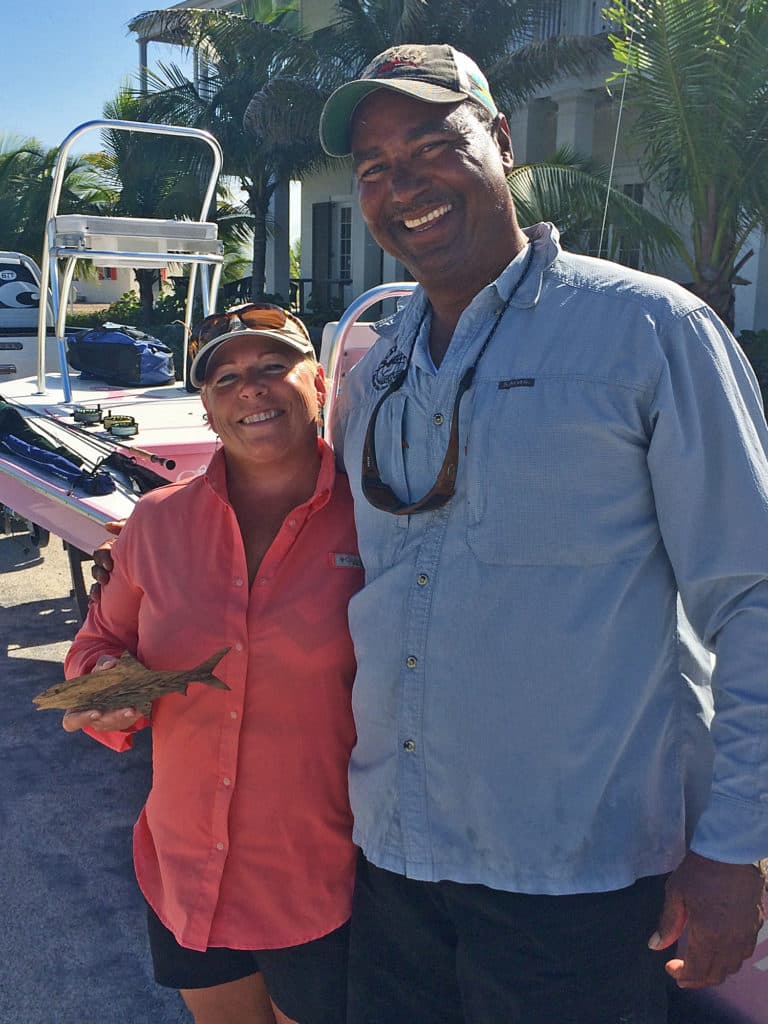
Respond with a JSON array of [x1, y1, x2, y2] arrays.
[[319, 44, 498, 157]]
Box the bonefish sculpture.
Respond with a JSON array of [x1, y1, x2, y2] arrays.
[[33, 647, 231, 716]]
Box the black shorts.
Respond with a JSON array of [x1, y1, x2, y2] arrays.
[[146, 903, 349, 1024]]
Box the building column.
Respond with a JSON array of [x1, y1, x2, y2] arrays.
[[552, 89, 597, 154], [507, 106, 532, 165], [509, 99, 556, 164], [753, 234, 768, 331], [138, 38, 149, 94], [734, 230, 768, 334], [351, 202, 383, 298]]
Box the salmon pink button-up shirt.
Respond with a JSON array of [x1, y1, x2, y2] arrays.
[[65, 440, 362, 952]]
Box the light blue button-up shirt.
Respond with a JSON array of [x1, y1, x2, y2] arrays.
[[333, 223, 768, 894]]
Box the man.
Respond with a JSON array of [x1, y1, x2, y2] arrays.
[[317, 43, 768, 1022]]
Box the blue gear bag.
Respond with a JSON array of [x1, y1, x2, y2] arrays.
[[67, 323, 175, 387]]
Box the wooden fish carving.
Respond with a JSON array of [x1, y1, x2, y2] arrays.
[[33, 647, 231, 715]]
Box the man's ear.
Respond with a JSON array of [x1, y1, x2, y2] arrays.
[[494, 113, 515, 174]]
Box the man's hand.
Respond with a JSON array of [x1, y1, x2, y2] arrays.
[[89, 520, 125, 596], [649, 850, 765, 988], [61, 655, 142, 733]]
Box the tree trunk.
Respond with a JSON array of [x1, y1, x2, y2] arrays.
[[135, 268, 157, 325], [248, 184, 275, 302], [690, 206, 737, 330], [687, 276, 735, 331]]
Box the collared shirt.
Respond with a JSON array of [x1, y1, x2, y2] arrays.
[[65, 441, 362, 951], [333, 222, 768, 895]]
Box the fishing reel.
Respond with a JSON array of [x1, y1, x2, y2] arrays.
[[103, 414, 139, 438], [72, 404, 103, 425], [72, 405, 139, 438]]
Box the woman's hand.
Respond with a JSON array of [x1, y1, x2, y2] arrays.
[[89, 520, 125, 596], [61, 654, 142, 732]]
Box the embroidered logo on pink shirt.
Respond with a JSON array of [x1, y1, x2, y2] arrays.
[[332, 553, 363, 569]]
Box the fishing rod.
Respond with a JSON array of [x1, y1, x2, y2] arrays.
[[598, 27, 635, 257], [1, 398, 110, 477], [0, 397, 177, 497], [0, 396, 178, 472]]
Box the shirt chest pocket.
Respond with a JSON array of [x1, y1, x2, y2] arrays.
[[464, 377, 657, 566]]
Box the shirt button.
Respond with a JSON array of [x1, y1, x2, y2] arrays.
[[406, 656, 418, 669], [216, 842, 225, 851], [233, 577, 244, 587], [417, 574, 429, 586], [235, 642, 243, 652], [222, 777, 231, 787], [403, 739, 416, 752], [230, 711, 238, 719], [288, 518, 297, 527], [257, 577, 268, 585], [433, 413, 444, 426]]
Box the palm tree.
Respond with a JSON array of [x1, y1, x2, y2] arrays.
[[301, 0, 609, 111], [606, 0, 768, 327], [0, 135, 104, 260], [128, 0, 621, 303], [246, 0, 611, 168], [128, 2, 311, 302]]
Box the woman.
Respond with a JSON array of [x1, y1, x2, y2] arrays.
[[63, 304, 362, 1024]]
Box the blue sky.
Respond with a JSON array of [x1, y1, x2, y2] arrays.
[[5, 1, 301, 242], [5, 1, 188, 150]]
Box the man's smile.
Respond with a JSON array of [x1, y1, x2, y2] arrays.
[[402, 203, 453, 231]]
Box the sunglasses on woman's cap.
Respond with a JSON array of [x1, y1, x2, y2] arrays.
[[189, 303, 315, 388]]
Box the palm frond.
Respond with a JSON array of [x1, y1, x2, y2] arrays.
[[606, 0, 768, 319], [607, 0, 767, 205], [243, 76, 332, 178], [509, 149, 684, 264]]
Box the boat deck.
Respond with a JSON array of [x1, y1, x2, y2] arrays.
[[0, 372, 216, 553]]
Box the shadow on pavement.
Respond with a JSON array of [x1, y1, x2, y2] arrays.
[[2, 596, 79, 652]]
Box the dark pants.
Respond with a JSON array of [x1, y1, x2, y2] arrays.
[[347, 854, 671, 1024]]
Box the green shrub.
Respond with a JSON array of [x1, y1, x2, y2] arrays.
[[66, 308, 108, 328]]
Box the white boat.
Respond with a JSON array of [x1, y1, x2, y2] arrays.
[[0, 120, 225, 612]]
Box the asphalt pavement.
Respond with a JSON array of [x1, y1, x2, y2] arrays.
[[0, 532, 189, 1024]]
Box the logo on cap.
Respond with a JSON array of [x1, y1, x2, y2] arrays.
[[375, 57, 419, 75]]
